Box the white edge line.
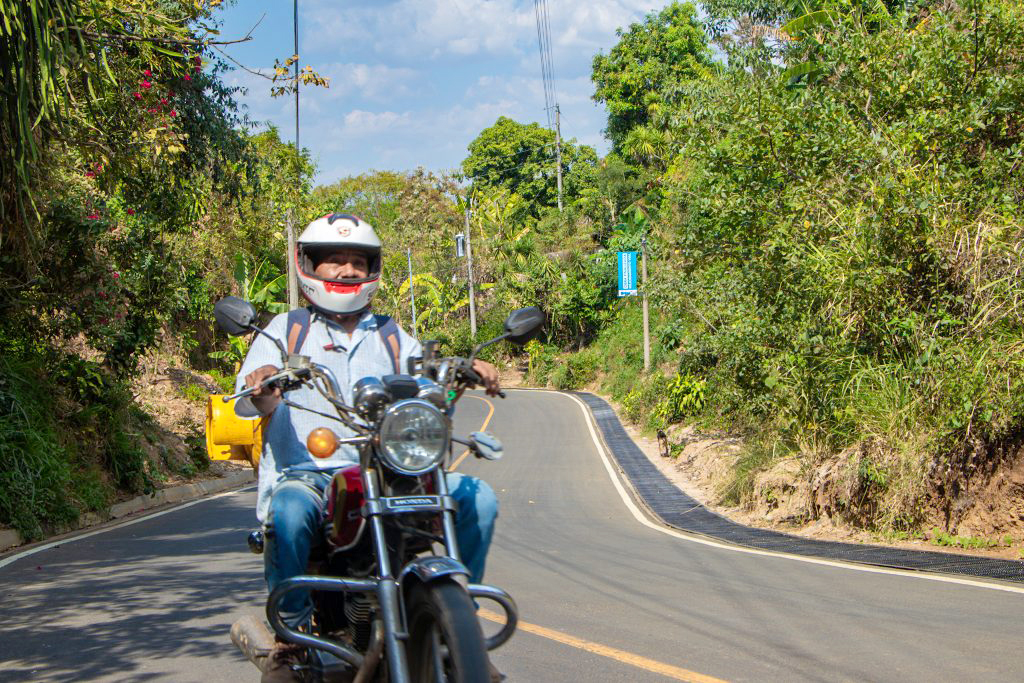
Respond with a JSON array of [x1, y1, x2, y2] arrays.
[[515, 388, 1024, 596], [0, 484, 258, 570]]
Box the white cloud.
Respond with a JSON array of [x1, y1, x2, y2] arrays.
[[317, 62, 420, 101], [302, 0, 656, 65], [303, 0, 534, 60], [216, 0, 655, 183], [342, 109, 412, 133]]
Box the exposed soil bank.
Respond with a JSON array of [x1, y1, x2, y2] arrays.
[[619, 417, 1024, 562]]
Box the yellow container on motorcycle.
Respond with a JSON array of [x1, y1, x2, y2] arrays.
[[206, 395, 265, 469]]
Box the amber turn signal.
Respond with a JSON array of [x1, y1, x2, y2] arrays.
[[307, 427, 339, 458]]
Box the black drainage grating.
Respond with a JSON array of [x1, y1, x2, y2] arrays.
[[575, 392, 1024, 583]]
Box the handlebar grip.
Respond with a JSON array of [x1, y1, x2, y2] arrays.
[[497, 389, 506, 399], [223, 373, 286, 402], [460, 366, 484, 387]]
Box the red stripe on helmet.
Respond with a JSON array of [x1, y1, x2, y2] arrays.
[[324, 281, 363, 294]]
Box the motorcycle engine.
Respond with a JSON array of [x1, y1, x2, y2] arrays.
[[344, 593, 376, 651]]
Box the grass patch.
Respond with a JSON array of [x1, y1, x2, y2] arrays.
[[181, 382, 209, 402], [872, 529, 926, 544], [930, 530, 1014, 550], [206, 368, 236, 394]]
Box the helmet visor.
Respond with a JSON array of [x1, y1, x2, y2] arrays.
[[298, 244, 381, 285]]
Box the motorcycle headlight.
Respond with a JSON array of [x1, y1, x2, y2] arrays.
[[377, 399, 450, 474]]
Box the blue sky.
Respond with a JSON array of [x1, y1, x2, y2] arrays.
[[213, 0, 662, 186]]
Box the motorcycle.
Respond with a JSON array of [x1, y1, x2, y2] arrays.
[[213, 296, 544, 682]]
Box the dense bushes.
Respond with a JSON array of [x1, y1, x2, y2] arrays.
[[0, 2, 310, 538], [643, 0, 1024, 527], [0, 346, 161, 540]]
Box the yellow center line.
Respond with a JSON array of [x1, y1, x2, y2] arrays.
[[478, 609, 730, 683], [449, 394, 495, 472]]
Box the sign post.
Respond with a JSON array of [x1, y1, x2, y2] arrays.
[[618, 249, 650, 371], [617, 251, 638, 297], [641, 239, 650, 372]]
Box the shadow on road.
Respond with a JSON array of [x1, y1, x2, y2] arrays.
[[0, 491, 263, 681]]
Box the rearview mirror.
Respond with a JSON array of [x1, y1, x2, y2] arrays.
[[503, 306, 544, 345], [214, 296, 258, 336]]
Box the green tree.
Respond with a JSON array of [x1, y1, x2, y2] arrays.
[[0, 0, 223, 249], [462, 117, 598, 213], [310, 170, 406, 231], [591, 1, 715, 152]]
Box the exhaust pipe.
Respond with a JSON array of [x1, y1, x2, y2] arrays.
[[231, 614, 276, 672]]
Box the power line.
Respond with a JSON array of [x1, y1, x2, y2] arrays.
[[533, 0, 563, 210], [533, 0, 557, 129]]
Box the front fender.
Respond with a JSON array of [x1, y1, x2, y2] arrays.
[[398, 556, 470, 590], [397, 557, 518, 651], [397, 556, 471, 636]]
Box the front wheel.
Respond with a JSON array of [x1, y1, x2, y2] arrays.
[[406, 579, 489, 683]]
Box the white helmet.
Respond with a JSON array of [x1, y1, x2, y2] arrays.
[[295, 213, 382, 315]]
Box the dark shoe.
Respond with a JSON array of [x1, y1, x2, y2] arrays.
[[488, 659, 506, 683], [261, 641, 305, 683]]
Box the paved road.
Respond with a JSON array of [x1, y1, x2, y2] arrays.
[[2, 389, 1023, 681]]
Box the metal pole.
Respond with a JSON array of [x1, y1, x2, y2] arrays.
[[407, 248, 418, 338], [465, 206, 477, 340], [287, 208, 298, 309], [289, 0, 300, 311], [555, 105, 563, 213], [641, 238, 650, 372], [293, 0, 299, 156]]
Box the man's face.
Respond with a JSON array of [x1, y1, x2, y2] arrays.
[[314, 248, 370, 280]]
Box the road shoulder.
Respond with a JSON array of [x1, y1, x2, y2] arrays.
[[0, 465, 254, 553]]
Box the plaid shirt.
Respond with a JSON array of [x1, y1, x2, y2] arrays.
[[235, 309, 421, 522]]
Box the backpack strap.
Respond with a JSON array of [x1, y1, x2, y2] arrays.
[[286, 307, 313, 354], [286, 308, 400, 373], [375, 314, 402, 374]]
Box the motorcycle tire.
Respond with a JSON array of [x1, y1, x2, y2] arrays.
[[405, 579, 489, 683]]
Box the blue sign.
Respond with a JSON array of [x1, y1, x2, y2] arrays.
[[617, 251, 638, 297]]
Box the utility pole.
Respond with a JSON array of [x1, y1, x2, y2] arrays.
[[555, 105, 563, 213], [286, 0, 301, 309], [465, 205, 477, 340], [286, 208, 298, 308], [407, 247, 418, 338], [293, 0, 300, 158], [641, 237, 650, 372]]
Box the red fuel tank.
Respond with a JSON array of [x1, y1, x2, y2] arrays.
[[326, 464, 365, 550]]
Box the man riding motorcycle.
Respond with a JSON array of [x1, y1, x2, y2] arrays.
[[235, 213, 503, 682]]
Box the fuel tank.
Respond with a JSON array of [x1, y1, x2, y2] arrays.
[[326, 465, 365, 550]]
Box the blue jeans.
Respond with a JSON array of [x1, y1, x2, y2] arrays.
[[264, 470, 498, 626]]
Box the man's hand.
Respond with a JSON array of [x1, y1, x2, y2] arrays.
[[471, 359, 501, 397], [244, 364, 283, 414]]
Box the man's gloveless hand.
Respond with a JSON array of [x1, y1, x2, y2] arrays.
[[471, 359, 501, 397], [245, 364, 283, 414]]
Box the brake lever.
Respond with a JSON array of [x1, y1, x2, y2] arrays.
[[221, 369, 300, 403]]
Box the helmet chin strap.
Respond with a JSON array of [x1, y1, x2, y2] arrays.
[[311, 303, 371, 333]]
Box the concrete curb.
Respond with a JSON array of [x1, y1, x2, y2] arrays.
[[0, 469, 255, 552]]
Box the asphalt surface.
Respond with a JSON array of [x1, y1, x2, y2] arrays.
[[2, 389, 1024, 681]]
